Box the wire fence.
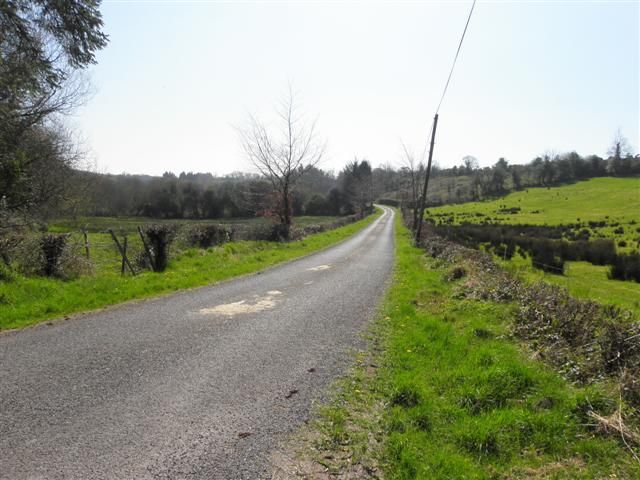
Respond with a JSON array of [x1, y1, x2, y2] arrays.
[[1, 213, 368, 280]]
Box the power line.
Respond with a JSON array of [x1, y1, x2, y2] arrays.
[[436, 0, 477, 114], [415, 0, 477, 244]]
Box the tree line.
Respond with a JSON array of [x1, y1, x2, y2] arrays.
[[73, 163, 376, 221], [391, 133, 639, 210]]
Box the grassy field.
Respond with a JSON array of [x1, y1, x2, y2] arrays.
[[500, 256, 640, 315], [427, 177, 639, 227], [0, 211, 380, 331], [425, 177, 640, 312], [48, 214, 341, 234], [291, 212, 640, 479]]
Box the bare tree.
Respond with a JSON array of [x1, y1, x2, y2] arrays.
[[239, 89, 325, 235], [400, 141, 425, 230]]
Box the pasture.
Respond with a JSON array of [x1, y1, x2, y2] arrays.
[[425, 177, 640, 313]]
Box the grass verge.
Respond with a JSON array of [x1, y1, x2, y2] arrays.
[[279, 210, 640, 479], [0, 210, 381, 330]]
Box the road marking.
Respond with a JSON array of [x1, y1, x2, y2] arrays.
[[306, 264, 331, 271], [200, 291, 282, 316], [304, 281, 314, 285]]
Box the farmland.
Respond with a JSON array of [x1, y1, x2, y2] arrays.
[[0, 211, 379, 330], [425, 177, 640, 313]]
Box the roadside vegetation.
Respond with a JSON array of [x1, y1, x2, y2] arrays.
[[423, 177, 640, 313], [278, 211, 640, 479], [0, 210, 380, 331]]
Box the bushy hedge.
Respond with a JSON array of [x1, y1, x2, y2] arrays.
[[432, 223, 637, 280], [610, 253, 640, 282], [185, 224, 234, 248]]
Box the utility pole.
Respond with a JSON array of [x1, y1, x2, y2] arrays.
[[414, 113, 439, 245]]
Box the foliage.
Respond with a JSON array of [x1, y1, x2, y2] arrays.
[[610, 253, 640, 282], [339, 159, 373, 215], [1, 0, 108, 224]]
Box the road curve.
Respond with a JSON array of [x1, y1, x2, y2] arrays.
[[0, 207, 395, 479]]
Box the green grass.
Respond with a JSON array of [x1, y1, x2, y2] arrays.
[[426, 177, 640, 313], [427, 177, 640, 227], [0, 211, 380, 330], [307, 212, 639, 479], [48, 214, 341, 233], [499, 255, 640, 315]]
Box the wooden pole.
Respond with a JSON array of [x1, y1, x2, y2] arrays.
[[121, 236, 127, 275], [137, 226, 156, 271], [82, 228, 90, 259], [108, 229, 136, 276], [414, 113, 439, 245]]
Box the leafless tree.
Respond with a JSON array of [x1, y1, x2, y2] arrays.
[[239, 89, 325, 233], [400, 141, 425, 230]]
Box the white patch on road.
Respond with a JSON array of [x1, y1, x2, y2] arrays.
[[306, 264, 331, 272], [304, 281, 314, 285], [200, 291, 283, 317]]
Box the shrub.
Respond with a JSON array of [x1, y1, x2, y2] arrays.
[[143, 225, 176, 272], [186, 224, 233, 248], [531, 243, 564, 275], [609, 253, 640, 283], [0, 262, 15, 282], [40, 234, 68, 277]]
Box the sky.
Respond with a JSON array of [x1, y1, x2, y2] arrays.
[[73, 0, 640, 176]]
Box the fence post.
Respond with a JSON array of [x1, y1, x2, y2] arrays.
[[108, 229, 136, 276], [82, 227, 90, 259], [121, 236, 127, 275], [137, 226, 156, 271]]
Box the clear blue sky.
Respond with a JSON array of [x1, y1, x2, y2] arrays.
[[73, 0, 639, 176]]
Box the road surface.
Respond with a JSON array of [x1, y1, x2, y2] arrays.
[[0, 207, 395, 479]]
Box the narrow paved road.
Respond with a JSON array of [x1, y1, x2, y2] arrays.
[[0, 207, 395, 479]]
